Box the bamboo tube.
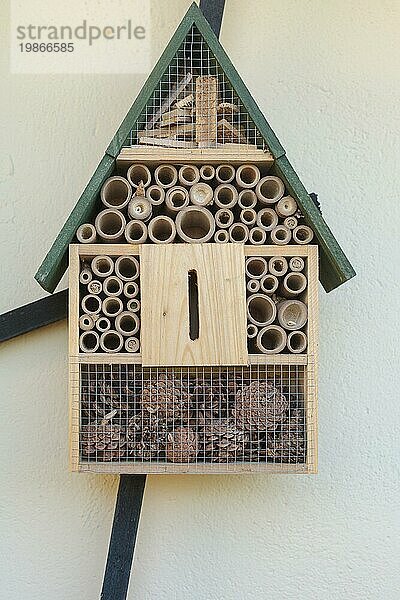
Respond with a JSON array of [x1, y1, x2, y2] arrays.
[[245, 257, 268, 279], [268, 256, 288, 277], [148, 215, 176, 244], [214, 184, 238, 209], [123, 281, 139, 298], [247, 324, 258, 339], [125, 220, 148, 244], [79, 330, 100, 353], [215, 208, 234, 229], [101, 176, 132, 209], [270, 225, 291, 245], [88, 280, 102, 295], [276, 195, 297, 217], [115, 256, 140, 281], [196, 76, 218, 146], [189, 183, 213, 207], [200, 165, 215, 181], [125, 337, 140, 353], [256, 325, 287, 354], [175, 207, 215, 243], [284, 216, 298, 230], [165, 186, 189, 213], [76, 223, 96, 244], [128, 197, 152, 221], [256, 176, 285, 205], [277, 299, 308, 330], [229, 223, 249, 243], [100, 330, 124, 353], [260, 274, 279, 294], [115, 311, 140, 336], [214, 230, 229, 243], [79, 267, 92, 285], [81, 294, 102, 315], [126, 164, 151, 189], [293, 225, 314, 244], [287, 331, 307, 354], [154, 164, 178, 188], [289, 256, 305, 272], [247, 279, 261, 293], [282, 272, 307, 297], [91, 255, 114, 278], [95, 209, 126, 243], [178, 164, 200, 186], [236, 164, 261, 188], [256, 207, 278, 231], [215, 164, 235, 184], [247, 294, 276, 326], [146, 185, 165, 206], [240, 208, 257, 227], [249, 227, 267, 245], [238, 190, 257, 210], [127, 298, 141, 313], [103, 276, 123, 297], [79, 314, 95, 331], [96, 317, 111, 333], [102, 296, 124, 317]]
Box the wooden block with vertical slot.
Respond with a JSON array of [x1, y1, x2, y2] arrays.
[[140, 243, 247, 366]]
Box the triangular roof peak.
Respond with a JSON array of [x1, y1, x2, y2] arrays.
[[35, 2, 355, 293]]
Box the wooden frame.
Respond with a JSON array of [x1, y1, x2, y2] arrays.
[[69, 243, 318, 475]]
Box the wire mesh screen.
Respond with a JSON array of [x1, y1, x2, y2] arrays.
[[74, 363, 315, 472], [127, 25, 267, 150]]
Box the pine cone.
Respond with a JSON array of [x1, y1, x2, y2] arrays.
[[166, 426, 198, 463], [193, 380, 228, 422], [270, 409, 306, 463], [141, 373, 191, 423], [233, 381, 288, 431], [127, 413, 168, 461], [202, 418, 248, 462], [81, 410, 126, 461]]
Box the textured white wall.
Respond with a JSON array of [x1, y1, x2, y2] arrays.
[[1, 1, 399, 598]]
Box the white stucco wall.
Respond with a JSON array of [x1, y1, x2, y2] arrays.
[[1, 1, 399, 598]]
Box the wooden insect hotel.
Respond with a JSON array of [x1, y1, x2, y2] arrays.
[[35, 4, 355, 474]]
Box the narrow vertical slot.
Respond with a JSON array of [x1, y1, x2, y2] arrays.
[[188, 269, 199, 340]]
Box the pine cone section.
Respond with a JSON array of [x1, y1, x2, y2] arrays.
[[79, 365, 306, 465], [233, 381, 289, 431], [166, 427, 198, 463], [203, 418, 249, 462], [81, 411, 126, 462], [141, 373, 192, 423]]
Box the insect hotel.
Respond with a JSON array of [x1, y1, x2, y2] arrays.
[[36, 4, 355, 475]]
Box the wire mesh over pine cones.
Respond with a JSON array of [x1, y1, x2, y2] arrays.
[[232, 381, 288, 431], [141, 373, 192, 423], [81, 370, 139, 420], [269, 408, 306, 463], [126, 413, 168, 461], [202, 418, 249, 462], [193, 380, 229, 422], [80, 410, 126, 461], [166, 426, 198, 463]]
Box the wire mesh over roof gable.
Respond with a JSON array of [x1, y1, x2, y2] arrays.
[[126, 26, 268, 151]]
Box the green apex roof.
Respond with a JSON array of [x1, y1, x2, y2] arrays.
[[35, 2, 355, 294]]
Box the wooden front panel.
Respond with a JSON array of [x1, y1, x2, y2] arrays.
[[140, 244, 247, 366]]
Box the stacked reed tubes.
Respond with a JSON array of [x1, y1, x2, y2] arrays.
[[78, 254, 141, 354], [245, 255, 309, 354], [75, 162, 315, 248]]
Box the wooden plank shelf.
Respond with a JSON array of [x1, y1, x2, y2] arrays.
[[116, 146, 274, 168]]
